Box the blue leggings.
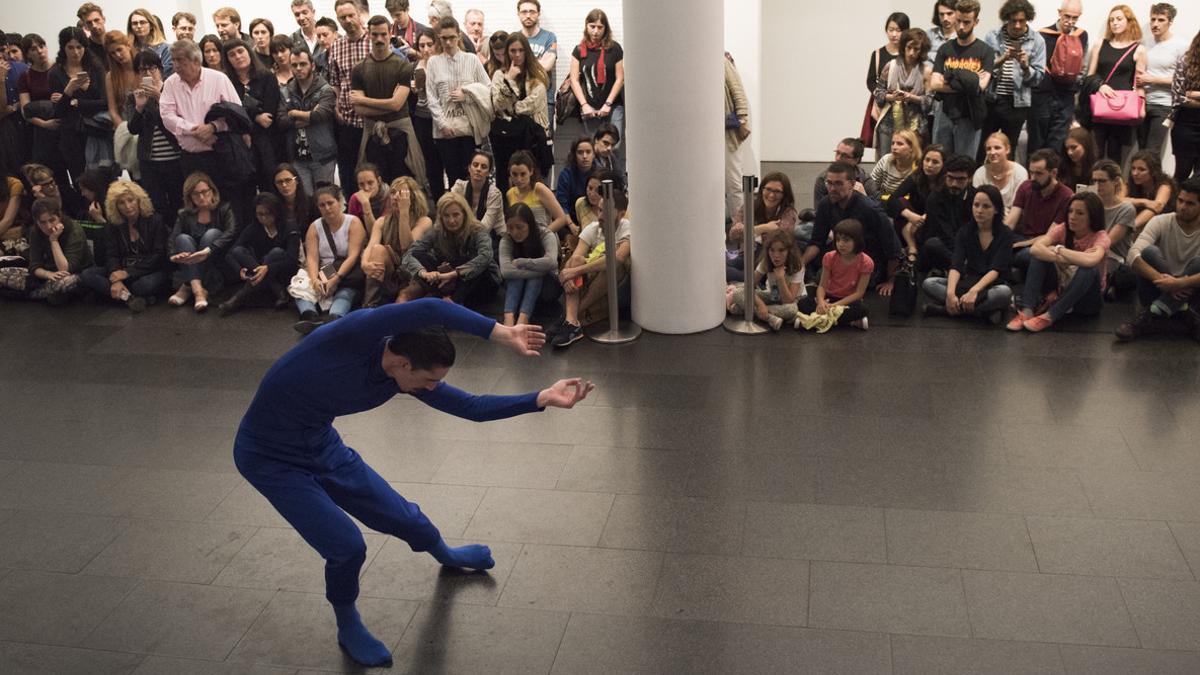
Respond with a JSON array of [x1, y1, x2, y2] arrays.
[[233, 440, 441, 606]]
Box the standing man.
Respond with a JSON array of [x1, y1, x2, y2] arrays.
[[234, 299, 593, 667], [387, 0, 427, 59], [930, 0, 995, 158], [1005, 148, 1074, 270], [1029, 0, 1087, 154], [171, 13, 197, 43], [327, 0, 372, 199], [158, 41, 247, 210], [1116, 177, 1200, 341], [982, 0, 1045, 163], [352, 15, 424, 186], [212, 7, 249, 42], [291, 0, 326, 66], [1139, 3, 1186, 158], [928, 1, 959, 62], [279, 47, 338, 193], [76, 3, 108, 70], [518, 0, 557, 127], [464, 9, 486, 61], [314, 17, 340, 78]]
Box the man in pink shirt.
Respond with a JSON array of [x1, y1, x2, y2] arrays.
[[160, 40, 251, 222]]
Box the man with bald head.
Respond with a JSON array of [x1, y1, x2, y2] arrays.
[[1029, 0, 1087, 153]]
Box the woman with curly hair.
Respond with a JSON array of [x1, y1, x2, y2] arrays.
[[362, 176, 432, 307], [1171, 31, 1200, 182], [80, 179, 167, 311]]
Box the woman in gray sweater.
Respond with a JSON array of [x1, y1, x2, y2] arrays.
[[399, 191, 499, 309], [499, 202, 558, 326]]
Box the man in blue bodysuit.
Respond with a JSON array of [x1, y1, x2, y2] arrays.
[[235, 299, 593, 667]]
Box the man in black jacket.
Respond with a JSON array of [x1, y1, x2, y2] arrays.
[[804, 161, 901, 293], [919, 154, 975, 273]]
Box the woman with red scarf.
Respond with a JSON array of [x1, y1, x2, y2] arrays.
[[568, 9, 624, 174]]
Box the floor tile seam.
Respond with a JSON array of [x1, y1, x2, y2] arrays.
[[0, 637, 154, 662], [225, 588, 284, 665], [74, 575, 146, 651], [194, 481, 244, 524], [957, 568, 975, 640], [1165, 522, 1200, 582], [1023, 515, 1047, 575], [1113, 581, 1147, 650], [457, 485, 489, 540], [68, 518, 137, 576]]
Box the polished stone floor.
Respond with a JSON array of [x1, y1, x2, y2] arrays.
[[2, 292, 1200, 675]]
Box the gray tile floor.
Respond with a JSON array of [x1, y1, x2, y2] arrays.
[[2, 288, 1200, 674]]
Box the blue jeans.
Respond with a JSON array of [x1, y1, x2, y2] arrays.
[[296, 286, 358, 318], [922, 276, 1013, 315], [1136, 245, 1200, 312], [933, 111, 982, 160], [581, 104, 626, 176], [1021, 258, 1103, 321], [174, 229, 224, 283], [503, 275, 545, 316]]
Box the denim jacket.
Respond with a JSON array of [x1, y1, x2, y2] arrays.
[[983, 27, 1047, 108]]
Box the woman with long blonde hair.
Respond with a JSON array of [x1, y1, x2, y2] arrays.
[[126, 9, 173, 75], [870, 129, 923, 201], [398, 191, 499, 308], [362, 176, 433, 306]]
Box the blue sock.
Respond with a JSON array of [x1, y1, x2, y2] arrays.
[[332, 603, 392, 667], [429, 540, 495, 570]]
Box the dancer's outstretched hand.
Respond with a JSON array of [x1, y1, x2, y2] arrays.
[[492, 322, 546, 356], [537, 378, 595, 409]]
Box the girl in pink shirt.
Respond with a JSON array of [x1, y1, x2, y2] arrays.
[[1008, 192, 1112, 332], [797, 218, 874, 330]]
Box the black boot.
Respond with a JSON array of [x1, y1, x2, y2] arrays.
[[218, 284, 253, 317], [294, 309, 324, 335], [268, 277, 290, 309]]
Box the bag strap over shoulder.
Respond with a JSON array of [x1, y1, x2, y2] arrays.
[[320, 218, 344, 259], [1102, 44, 1138, 85]]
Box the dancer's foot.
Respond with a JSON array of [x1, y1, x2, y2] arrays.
[[332, 604, 392, 667], [429, 540, 495, 570]]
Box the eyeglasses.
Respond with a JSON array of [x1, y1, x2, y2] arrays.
[[192, 187, 213, 196], [130, 19, 149, 27], [275, 177, 296, 186], [761, 187, 784, 196]]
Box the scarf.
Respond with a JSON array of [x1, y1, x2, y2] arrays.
[[886, 60, 924, 133], [465, 178, 491, 222], [580, 41, 607, 85]]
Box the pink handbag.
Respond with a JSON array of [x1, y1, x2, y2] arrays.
[[1090, 45, 1144, 126]]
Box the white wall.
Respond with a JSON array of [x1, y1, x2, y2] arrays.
[[763, 0, 1200, 162]]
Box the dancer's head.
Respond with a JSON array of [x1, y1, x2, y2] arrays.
[[384, 325, 456, 391]]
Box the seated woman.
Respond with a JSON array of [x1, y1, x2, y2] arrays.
[[292, 185, 367, 334], [168, 172, 238, 312], [1008, 191, 1111, 332], [0, 171, 30, 258], [219, 192, 300, 316], [893, 144, 945, 261], [1125, 150, 1175, 230], [727, 228, 805, 331], [399, 192, 500, 309], [271, 163, 317, 234], [555, 137, 595, 226], [553, 183, 631, 348], [1092, 160, 1138, 300], [362, 176, 431, 307], [450, 151, 504, 250], [921, 184, 1015, 325], [973, 132, 1027, 215], [0, 197, 94, 304], [1058, 126, 1098, 193], [869, 129, 921, 201], [347, 163, 389, 235], [506, 150, 571, 244], [79, 180, 167, 312], [727, 171, 800, 282], [500, 202, 559, 326]]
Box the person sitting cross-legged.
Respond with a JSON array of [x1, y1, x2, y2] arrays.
[[80, 180, 168, 312]]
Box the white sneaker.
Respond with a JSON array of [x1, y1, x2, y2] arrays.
[[852, 317, 869, 331], [767, 315, 783, 331]]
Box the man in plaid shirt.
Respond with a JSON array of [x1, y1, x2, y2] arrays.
[[327, 0, 371, 199]]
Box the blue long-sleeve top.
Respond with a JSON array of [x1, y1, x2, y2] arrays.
[[238, 299, 542, 456]]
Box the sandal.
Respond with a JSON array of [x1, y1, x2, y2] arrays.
[[168, 286, 191, 307]]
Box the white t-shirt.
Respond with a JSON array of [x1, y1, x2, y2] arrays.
[[755, 259, 807, 303], [580, 218, 631, 248], [1144, 36, 1188, 107]]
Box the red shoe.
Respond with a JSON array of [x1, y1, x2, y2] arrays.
[[1006, 310, 1031, 332], [1023, 313, 1054, 333]]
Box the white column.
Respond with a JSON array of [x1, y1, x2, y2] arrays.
[[625, 0, 727, 334]]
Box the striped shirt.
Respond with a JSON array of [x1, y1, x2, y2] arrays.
[[425, 50, 490, 139], [996, 32, 1019, 97], [326, 33, 370, 128], [148, 127, 180, 162]]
